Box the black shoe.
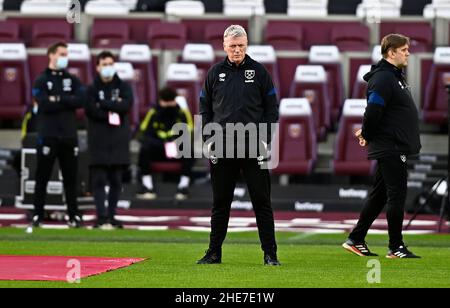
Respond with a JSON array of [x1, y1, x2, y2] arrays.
[[109, 218, 124, 229], [386, 246, 421, 259], [31, 215, 43, 228], [197, 249, 222, 264], [136, 186, 157, 200], [68, 215, 83, 228], [264, 252, 281, 266], [175, 187, 189, 201], [342, 239, 379, 257]]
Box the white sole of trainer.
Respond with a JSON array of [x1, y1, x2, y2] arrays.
[[342, 243, 365, 257]]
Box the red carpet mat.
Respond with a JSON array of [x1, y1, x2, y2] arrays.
[[0, 256, 145, 281]]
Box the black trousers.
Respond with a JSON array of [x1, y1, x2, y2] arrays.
[[349, 155, 408, 250], [209, 158, 277, 254], [33, 138, 79, 219], [138, 144, 193, 177], [90, 166, 123, 221]]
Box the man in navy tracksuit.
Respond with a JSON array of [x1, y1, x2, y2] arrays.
[[197, 25, 280, 266], [31, 42, 85, 228], [343, 34, 422, 259]]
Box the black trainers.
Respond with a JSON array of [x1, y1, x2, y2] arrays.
[[197, 249, 222, 264], [136, 186, 157, 200], [264, 252, 281, 266], [342, 239, 378, 257], [68, 215, 83, 228], [386, 246, 421, 259], [175, 187, 189, 201], [31, 215, 43, 228]]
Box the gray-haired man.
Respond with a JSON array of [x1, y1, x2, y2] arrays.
[[197, 25, 280, 266]]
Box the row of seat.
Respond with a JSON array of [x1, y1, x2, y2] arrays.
[[274, 98, 376, 176], [0, 18, 437, 52], [1, 0, 444, 18], [1, 42, 448, 126]]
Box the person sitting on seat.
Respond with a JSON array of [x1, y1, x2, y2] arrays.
[[137, 87, 194, 200]]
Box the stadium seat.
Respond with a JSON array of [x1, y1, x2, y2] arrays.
[[272, 98, 317, 175], [352, 64, 371, 99], [422, 47, 450, 125], [85, 0, 130, 15], [147, 22, 187, 50], [204, 22, 232, 50], [331, 24, 370, 52], [165, 0, 205, 16], [0, 21, 21, 43], [165, 63, 201, 115], [333, 99, 376, 176], [67, 43, 93, 85], [247, 45, 280, 92], [67, 43, 92, 120], [181, 44, 215, 84], [20, 0, 68, 14], [357, 0, 402, 19], [289, 65, 331, 140], [223, 0, 266, 16], [264, 22, 303, 51], [91, 21, 131, 49], [0, 43, 30, 119], [308, 45, 345, 124], [31, 21, 73, 48], [119, 44, 157, 119], [113, 62, 140, 127], [424, 1, 450, 18], [287, 0, 328, 17], [380, 22, 433, 53]]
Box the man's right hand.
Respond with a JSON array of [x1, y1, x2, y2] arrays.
[[354, 128, 368, 147]]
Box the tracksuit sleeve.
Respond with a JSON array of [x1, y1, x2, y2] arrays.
[[362, 73, 392, 142], [99, 81, 134, 115], [32, 76, 65, 113], [261, 68, 279, 144], [85, 86, 108, 121], [199, 68, 214, 142], [60, 76, 86, 110]]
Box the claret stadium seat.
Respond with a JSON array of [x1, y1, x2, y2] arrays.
[[333, 99, 376, 176], [165, 63, 201, 115], [120, 44, 157, 119], [289, 65, 331, 140], [423, 47, 450, 125], [272, 98, 317, 175], [0, 43, 30, 119]]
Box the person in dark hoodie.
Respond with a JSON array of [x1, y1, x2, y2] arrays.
[[137, 87, 194, 201], [31, 42, 85, 228], [343, 34, 422, 259], [85, 51, 133, 229]]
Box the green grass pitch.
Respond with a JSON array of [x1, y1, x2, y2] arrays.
[[0, 228, 450, 288]]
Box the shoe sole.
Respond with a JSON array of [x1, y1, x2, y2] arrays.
[[136, 194, 157, 200], [342, 243, 366, 257]]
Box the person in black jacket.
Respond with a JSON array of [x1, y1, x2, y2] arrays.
[[31, 42, 85, 228], [137, 87, 194, 201], [197, 25, 280, 266], [343, 34, 422, 259], [85, 51, 133, 229]]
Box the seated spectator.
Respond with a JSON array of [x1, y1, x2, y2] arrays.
[[137, 87, 194, 200]]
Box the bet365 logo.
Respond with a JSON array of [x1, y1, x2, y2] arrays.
[[67, 0, 81, 24]]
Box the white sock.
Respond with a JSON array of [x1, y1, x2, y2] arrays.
[[178, 176, 190, 189], [142, 175, 153, 190]]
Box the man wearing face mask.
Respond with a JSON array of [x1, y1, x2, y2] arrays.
[[31, 42, 85, 228], [85, 51, 133, 229], [137, 87, 194, 201]]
